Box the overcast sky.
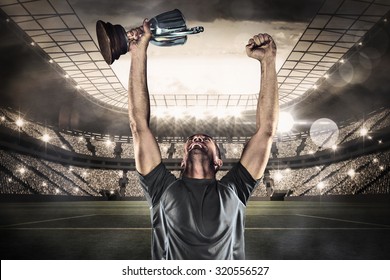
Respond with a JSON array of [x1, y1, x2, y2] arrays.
[[69, 0, 324, 95]]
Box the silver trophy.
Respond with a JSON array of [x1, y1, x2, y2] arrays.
[[96, 9, 204, 65]]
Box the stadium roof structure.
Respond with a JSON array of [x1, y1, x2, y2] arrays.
[[1, 0, 390, 113]]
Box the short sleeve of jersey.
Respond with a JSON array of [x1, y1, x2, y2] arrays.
[[220, 162, 261, 205], [138, 162, 177, 206]]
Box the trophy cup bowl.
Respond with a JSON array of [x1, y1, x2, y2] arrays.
[[96, 9, 204, 65], [96, 21, 128, 65]]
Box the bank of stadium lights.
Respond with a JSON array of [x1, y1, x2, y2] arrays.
[[212, 108, 241, 118], [172, 108, 186, 119], [154, 107, 243, 119]]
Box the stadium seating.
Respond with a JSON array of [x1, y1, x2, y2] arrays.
[[0, 107, 389, 197]]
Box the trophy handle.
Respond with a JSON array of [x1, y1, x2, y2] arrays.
[[153, 26, 204, 38], [151, 36, 187, 47]]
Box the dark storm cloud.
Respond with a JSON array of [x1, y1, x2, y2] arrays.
[[71, 0, 323, 22]]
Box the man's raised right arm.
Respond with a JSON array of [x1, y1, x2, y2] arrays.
[[128, 19, 161, 175]]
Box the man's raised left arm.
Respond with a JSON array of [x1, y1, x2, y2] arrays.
[[240, 33, 279, 180]]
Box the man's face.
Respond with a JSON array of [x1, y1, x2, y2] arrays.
[[182, 134, 223, 172], [184, 134, 220, 160]]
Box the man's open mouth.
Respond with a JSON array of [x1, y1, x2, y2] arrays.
[[188, 142, 207, 152]]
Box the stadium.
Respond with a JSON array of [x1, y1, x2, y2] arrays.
[[1, 0, 390, 260]]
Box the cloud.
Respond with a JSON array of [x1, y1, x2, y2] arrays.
[[70, 0, 323, 23]]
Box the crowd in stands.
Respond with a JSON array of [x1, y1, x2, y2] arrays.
[[0, 146, 388, 197], [269, 151, 389, 196], [0, 106, 389, 197], [1, 107, 388, 160]]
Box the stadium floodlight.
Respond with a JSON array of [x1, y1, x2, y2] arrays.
[[231, 109, 242, 118], [277, 112, 294, 133], [105, 139, 113, 147], [42, 134, 50, 143], [360, 127, 368, 136], [171, 108, 186, 119], [347, 168, 356, 178], [154, 108, 168, 118], [15, 118, 24, 127], [274, 171, 283, 182], [317, 182, 325, 190], [191, 107, 207, 119]]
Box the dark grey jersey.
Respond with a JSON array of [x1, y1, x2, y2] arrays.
[[139, 162, 259, 260]]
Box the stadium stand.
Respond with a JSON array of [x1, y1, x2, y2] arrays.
[[1, 106, 389, 198]]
